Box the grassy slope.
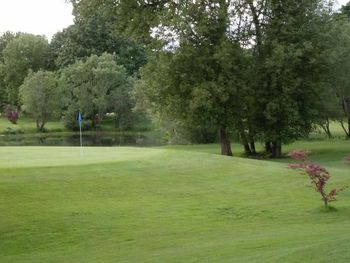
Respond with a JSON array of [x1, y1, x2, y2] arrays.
[[1, 143, 350, 262]]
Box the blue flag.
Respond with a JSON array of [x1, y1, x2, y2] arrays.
[[77, 112, 83, 124]]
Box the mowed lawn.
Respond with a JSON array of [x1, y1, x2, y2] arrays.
[[1, 142, 350, 262]]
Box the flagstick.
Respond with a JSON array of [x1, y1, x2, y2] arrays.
[[79, 119, 83, 157]]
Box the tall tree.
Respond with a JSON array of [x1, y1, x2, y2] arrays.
[[326, 7, 350, 137], [240, 0, 334, 157], [59, 53, 132, 130], [0, 32, 22, 106], [51, 0, 147, 75], [20, 71, 60, 131], [135, 1, 252, 156], [1, 34, 50, 105]]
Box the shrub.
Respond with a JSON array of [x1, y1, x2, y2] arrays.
[[4, 105, 19, 124], [288, 150, 339, 207], [344, 155, 350, 164], [287, 150, 310, 161]]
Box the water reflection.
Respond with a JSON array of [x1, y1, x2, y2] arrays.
[[0, 132, 164, 147]]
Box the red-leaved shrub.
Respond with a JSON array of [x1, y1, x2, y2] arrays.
[[4, 105, 19, 124], [288, 150, 338, 206], [344, 155, 350, 165], [287, 150, 310, 161]]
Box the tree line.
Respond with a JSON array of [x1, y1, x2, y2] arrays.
[[0, 0, 350, 157]]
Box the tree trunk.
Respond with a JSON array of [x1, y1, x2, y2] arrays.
[[339, 119, 350, 138], [247, 128, 256, 155], [91, 114, 99, 130], [243, 143, 252, 155], [36, 119, 45, 132], [39, 122, 45, 131], [220, 128, 232, 156], [342, 98, 350, 138], [320, 119, 332, 138], [265, 141, 272, 153], [249, 141, 256, 154], [239, 131, 252, 155], [271, 141, 282, 158]]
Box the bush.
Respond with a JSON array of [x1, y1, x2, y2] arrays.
[[4, 105, 19, 124], [288, 150, 339, 207]]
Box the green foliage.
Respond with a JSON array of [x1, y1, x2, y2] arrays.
[[69, 0, 166, 46], [20, 71, 60, 131], [340, 1, 350, 18], [1, 0, 349, 151], [1, 34, 50, 105], [51, 1, 147, 75], [135, 1, 251, 155], [242, 0, 335, 156], [0, 31, 22, 62], [0, 32, 22, 105], [133, 0, 339, 155], [59, 53, 133, 130]]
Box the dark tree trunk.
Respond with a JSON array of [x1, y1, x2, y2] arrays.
[[265, 141, 272, 153], [239, 131, 252, 155], [36, 119, 45, 132], [320, 119, 332, 138], [339, 119, 350, 138], [40, 122, 45, 131], [249, 141, 256, 154], [271, 141, 282, 158], [243, 143, 252, 155], [247, 128, 256, 155], [220, 128, 232, 156], [341, 98, 350, 138], [91, 114, 99, 130]]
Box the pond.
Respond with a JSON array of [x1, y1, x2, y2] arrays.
[[0, 132, 165, 147]]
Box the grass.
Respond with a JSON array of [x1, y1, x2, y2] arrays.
[[0, 117, 66, 134], [1, 141, 350, 262], [0, 115, 153, 135], [311, 121, 348, 139]]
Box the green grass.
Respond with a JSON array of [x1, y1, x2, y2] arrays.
[[0, 115, 153, 135], [0, 117, 66, 134], [311, 121, 348, 139], [1, 142, 350, 262]]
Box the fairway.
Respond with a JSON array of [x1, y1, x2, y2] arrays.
[[1, 144, 350, 262]]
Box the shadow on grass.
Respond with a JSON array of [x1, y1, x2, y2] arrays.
[[320, 205, 338, 213]]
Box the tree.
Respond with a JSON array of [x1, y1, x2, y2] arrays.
[[108, 77, 135, 130], [0, 31, 22, 62], [69, 0, 166, 46], [340, 1, 350, 18], [64, 0, 337, 157], [59, 53, 132, 130], [135, 0, 252, 156], [325, 7, 350, 138], [243, 0, 334, 157], [19, 71, 60, 131], [50, 1, 147, 75], [1, 34, 50, 105], [0, 31, 22, 106]]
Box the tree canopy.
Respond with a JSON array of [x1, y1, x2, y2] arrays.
[[0, 0, 349, 156], [59, 53, 132, 130], [1, 34, 50, 105], [20, 71, 60, 131]]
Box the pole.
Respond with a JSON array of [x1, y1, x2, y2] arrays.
[[79, 115, 83, 157]]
